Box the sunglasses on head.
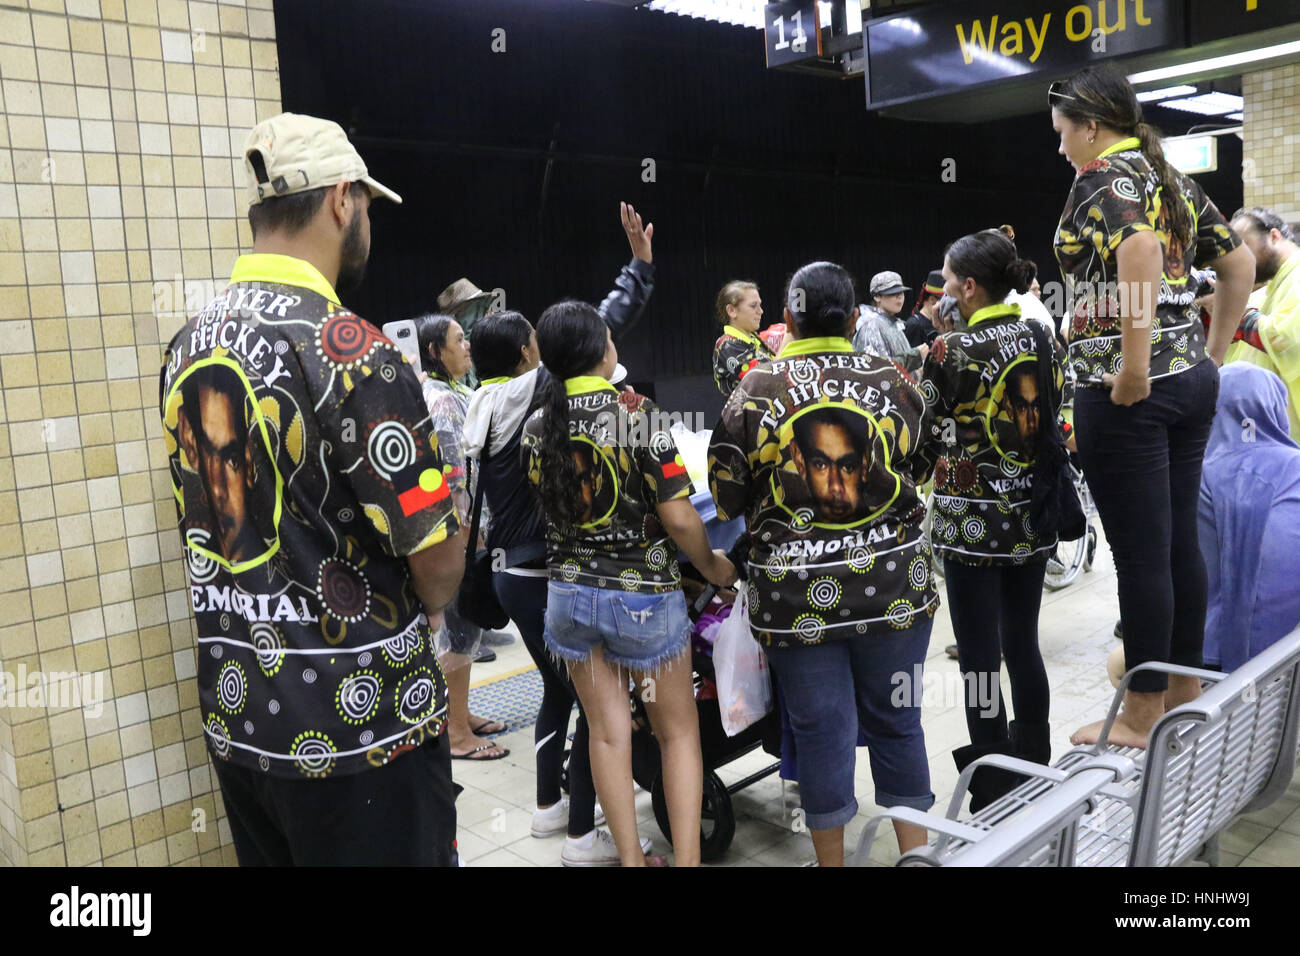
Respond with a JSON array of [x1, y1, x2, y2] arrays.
[[1048, 80, 1078, 104]]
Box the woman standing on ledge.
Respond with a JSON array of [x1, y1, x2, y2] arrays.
[[1049, 64, 1255, 748]]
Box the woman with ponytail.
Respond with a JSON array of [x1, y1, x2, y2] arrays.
[[708, 261, 937, 865], [922, 229, 1067, 810], [463, 202, 661, 865], [1049, 64, 1256, 747], [522, 301, 735, 868]]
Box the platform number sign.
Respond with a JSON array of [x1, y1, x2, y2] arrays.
[[765, 1, 821, 68]]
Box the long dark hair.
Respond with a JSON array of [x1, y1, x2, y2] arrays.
[[785, 261, 857, 338], [946, 228, 1037, 304], [1050, 63, 1192, 248], [411, 313, 459, 382], [532, 300, 609, 526], [469, 310, 533, 380]]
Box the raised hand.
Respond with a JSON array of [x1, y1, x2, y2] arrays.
[[621, 201, 653, 264]]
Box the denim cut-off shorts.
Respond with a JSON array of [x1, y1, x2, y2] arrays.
[[543, 582, 692, 671]]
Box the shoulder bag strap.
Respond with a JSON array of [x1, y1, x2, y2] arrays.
[[465, 411, 493, 560]]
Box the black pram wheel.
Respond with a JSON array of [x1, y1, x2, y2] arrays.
[[651, 769, 735, 862]]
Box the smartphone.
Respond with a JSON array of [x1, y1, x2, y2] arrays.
[[382, 319, 420, 368]]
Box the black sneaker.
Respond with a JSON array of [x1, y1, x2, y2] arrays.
[[474, 648, 497, 663], [945, 644, 959, 660], [1113, 620, 1123, 640]]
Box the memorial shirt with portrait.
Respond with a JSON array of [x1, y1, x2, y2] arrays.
[[709, 337, 938, 647]]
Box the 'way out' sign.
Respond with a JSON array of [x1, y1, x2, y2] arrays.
[[865, 0, 1182, 110]]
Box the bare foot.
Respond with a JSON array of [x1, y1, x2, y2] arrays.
[[1165, 675, 1202, 710], [1070, 714, 1151, 749]]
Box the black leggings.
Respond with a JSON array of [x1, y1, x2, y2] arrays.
[[942, 558, 1050, 747], [1074, 360, 1219, 694], [493, 570, 597, 837]]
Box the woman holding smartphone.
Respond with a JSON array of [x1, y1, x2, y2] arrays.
[[1049, 64, 1255, 747]]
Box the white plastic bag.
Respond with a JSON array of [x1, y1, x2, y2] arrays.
[[712, 590, 772, 736]]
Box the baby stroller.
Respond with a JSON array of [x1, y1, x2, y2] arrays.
[[628, 492, 782, 862]]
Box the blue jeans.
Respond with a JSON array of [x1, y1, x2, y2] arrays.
[[543, 583, 692, 671], [765, 620, 935, 830]]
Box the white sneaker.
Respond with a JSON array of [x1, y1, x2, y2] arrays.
[[531, 797, 569, 838], [532, 797, 608, 837], [560, 828, 653, 867]]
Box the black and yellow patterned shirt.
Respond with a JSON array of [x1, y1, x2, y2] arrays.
[[158, 254, 458, 779], [713, 325, 776, 398], [1055, 136, 1242, 384], [709, 337, 938, 647], [522, 377, 694, 594], [919, 303, 1067, 567]]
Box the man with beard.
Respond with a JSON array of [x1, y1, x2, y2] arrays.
[[1226, 207, 1300, 436], [789, 407, 873, 524], [158, 113, 466, 866]]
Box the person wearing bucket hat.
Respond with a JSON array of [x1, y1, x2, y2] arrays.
[[852, 270, 929, 375], [437, 278, 502, 337], [904, 269, 948, 347], [159, 112, 466, 865]]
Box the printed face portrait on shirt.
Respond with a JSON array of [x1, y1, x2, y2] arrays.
[[987, 358, 1042, 467], [569, 437, 618, 529], [174, 359, 277, 568], [787, 406, 875, 525]]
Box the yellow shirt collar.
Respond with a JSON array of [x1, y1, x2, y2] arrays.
[[778, 336, 855, 358], [968, 303, 1022, 328], [723, 325, 767, 349], [229, 253, 340, 304], [564, 375, 618, 397], [1098, 136, 1142, 159]]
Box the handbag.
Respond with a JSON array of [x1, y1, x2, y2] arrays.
[[453, 414, 511, 631], [1025, 321, 1087, 542]]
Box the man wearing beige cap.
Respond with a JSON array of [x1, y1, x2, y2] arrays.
[[157, 112, 466, 865]]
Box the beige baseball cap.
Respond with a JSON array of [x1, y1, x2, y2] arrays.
[[243, 112, 402, 208]]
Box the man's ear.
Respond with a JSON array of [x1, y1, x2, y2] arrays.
[[177, 409, 197, 470], [789, 441, 805, 474], [327, 180, 352, 228]]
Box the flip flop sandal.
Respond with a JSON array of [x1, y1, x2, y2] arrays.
[[470, 718, 508, 735], [451, 743, 510, 761]]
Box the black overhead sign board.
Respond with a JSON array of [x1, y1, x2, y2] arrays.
[[765, 1, 823, 68], [865, 0, 1184, 110], [1188, 0, 1300, 45]]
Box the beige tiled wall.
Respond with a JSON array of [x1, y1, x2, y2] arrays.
[[1242, 64, 1300, 224], [0, 0, 279, 866]]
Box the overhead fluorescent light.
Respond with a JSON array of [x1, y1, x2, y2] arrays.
[[1136, 85, 1197, 102], [1128, 39, 1300, 85], [1158, 92, 1244, 115]]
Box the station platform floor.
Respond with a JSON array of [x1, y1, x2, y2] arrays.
[[456, 536, 1300, 867]]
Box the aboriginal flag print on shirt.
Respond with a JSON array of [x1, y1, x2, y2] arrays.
[[708, 337, 939, 648], [1055, 137, 1241, 384], [158, 253, 459, 780], [919, 303, 1067, 567], [521, 377, 694, 594]]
